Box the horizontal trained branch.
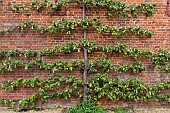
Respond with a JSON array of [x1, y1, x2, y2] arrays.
[[0, 74, 83, 92], [75, 0, 156, 17], [0, 74, 83, 108], [87, 73, 170, 103], [0, 87, 78, 108], [0, 56, 146, 74], [0, 39, 170, 73], [0, 73, 170, 109], [0, 59, 81, 73], [88, 55, 146, 74], [10, 0, 156, 18], [0, 18, 152, 37], [11, 0, 67, 12]]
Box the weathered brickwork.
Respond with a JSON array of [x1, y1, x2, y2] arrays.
[[0, 0, 170, 109]]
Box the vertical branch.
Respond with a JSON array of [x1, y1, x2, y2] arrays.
[[166, 0, 170, 17], [83, 4, 88, 102]]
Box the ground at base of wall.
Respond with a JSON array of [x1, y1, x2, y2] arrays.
[[133, 109, 170, 113], [1, 109, 170, 113]]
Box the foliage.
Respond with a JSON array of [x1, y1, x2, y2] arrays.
[[65, 102, 106, 113], [87, 74, 170, 103], [1, 73, 170, 108], [0, 18, 152, 37], [112, 107, 127, 113], [0, 74, 83, 108], [11, 0, 66, 12], [11, 0, 156, 18], [88, 55, 146, 73], [0, 40, 170, 73], [1, 0, 166, 111]]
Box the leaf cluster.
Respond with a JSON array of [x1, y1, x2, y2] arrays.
[[0, 18, 152, 37], [0, 74, 83, 108], [87, 74, 170, 103], [0, 40, 170, 74], [65, 102, 106, 113], [11, 0, 66, 12], [11, 0, 156, 18], [1, 73, 170, 108]]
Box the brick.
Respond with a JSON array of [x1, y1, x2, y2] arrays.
[[0, 0, 170, 109]]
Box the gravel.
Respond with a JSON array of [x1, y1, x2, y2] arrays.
[[0, 109, 64, 113], [1, 108, 170, 113], [134, 109, 170, 113]]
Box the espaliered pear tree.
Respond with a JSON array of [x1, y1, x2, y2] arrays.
[[1, 0, 169, 110]]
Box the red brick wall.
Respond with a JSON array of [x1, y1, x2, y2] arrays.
[[0, 0, 170, 109]]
